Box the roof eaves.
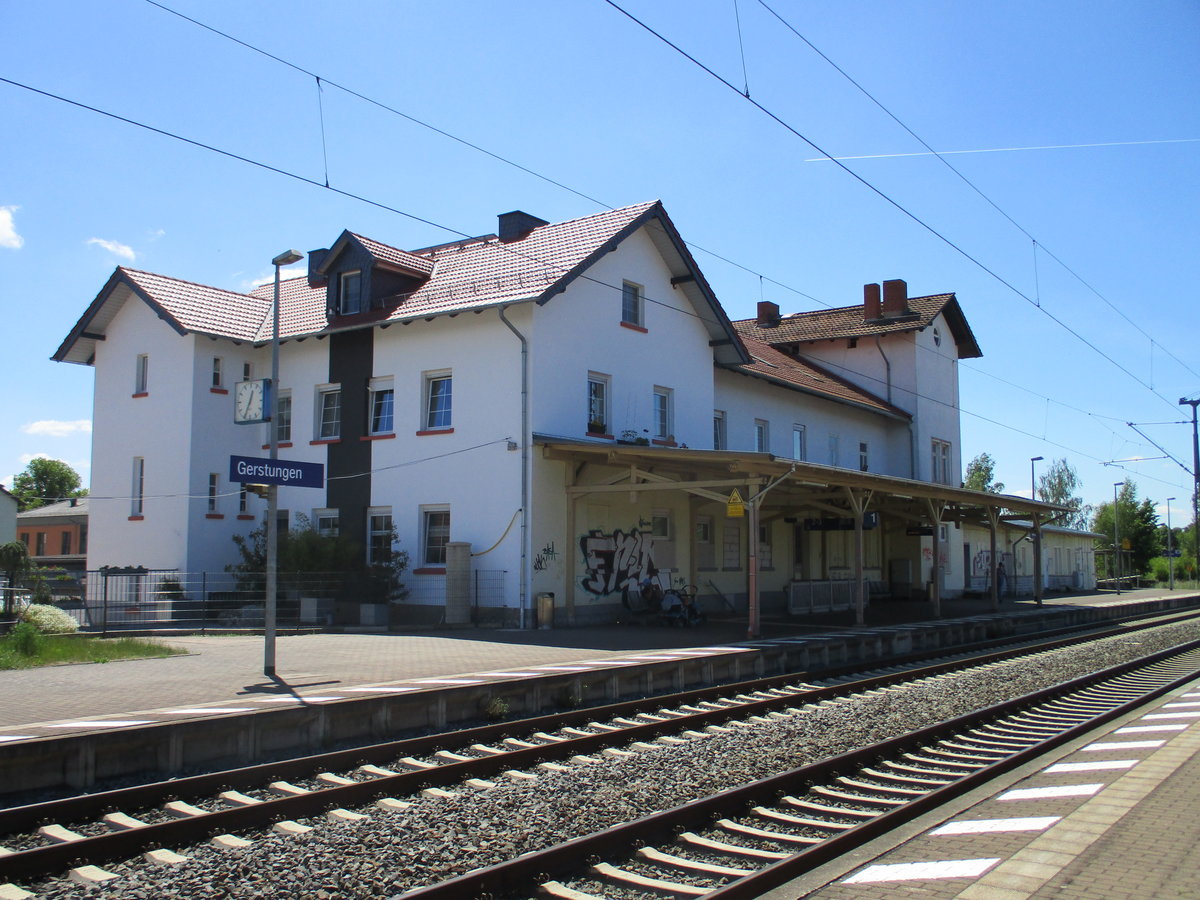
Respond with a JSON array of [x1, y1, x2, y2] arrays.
[[725, 361, 912, 422]]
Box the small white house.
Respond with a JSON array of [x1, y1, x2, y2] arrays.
[[55, 201, 1063, 627]]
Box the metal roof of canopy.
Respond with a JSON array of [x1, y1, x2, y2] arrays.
[[537, 437, 1073, 523]]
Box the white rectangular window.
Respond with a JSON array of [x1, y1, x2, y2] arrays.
[[367, 507, 393, 565], [131, 457, 144, 516], [754, 419, 769, 453], [369, 378, 395, 435], [135, 354, 149, 394], [208, 473, 219, 514], [932, 438, 952, 485], [587, 374, 610, 434], [239, 487, 248, 514], [242, 362, 254, 381], [758, 524, 773, 569], [828, 434, 840, 467], [317, 386, 341, 439], [713, 411, 726, 450], [314, 508, 340, 537], [422, 507, 451, 566], [651, 509, 671, 540], [652, 387, 673, 440], [339, 270, 364, 315], [859, 441, 869, 472], [211, 357, 223, 388], [274, 392, 292, 444], [424, 372, 452, 430], [621, 280, 643, 327], [792, 424, 806, 461]]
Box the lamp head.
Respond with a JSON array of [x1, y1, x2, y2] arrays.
[[272, 249, 304, 267]]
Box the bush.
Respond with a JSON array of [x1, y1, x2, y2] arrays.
[[19, 603, 79, 634], [8, 622, 42, 655], [1150, 558, 1171, 584]]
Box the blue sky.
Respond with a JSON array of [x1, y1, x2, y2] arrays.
[[2, 0, 1197, 525]]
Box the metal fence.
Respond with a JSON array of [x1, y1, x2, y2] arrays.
[[6, 568, 509, 632]]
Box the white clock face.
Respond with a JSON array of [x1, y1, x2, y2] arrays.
[[235, 379, 266, 423]]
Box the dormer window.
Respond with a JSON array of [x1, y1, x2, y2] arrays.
[[338, 270, 363, 315]]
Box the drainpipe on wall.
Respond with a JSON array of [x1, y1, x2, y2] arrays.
[[498, 306, 531, 628]]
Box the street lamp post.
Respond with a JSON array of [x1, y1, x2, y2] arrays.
[[265, 249, 304, 678], [1166, 498, 1176, 591], [1030, 456, 1044, 502], [1181, 397, 1199, 590], [1113, 481, 1123, 595]]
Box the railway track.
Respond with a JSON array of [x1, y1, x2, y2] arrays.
[[1, 612, 1198, 897], [411, 638, 1200, 900]]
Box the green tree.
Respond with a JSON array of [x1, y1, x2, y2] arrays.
[[1038, 458, 1091, 530], [227, 515, 408, 603], [0, 541, 33, 616], [12, 458, 86, 511], [1091, 480, 1160, 577], [964, 453, 1005, 493]]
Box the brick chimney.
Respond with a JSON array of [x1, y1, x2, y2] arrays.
[[882, 279, 908, 317], [756, 300, 781, 327], [863, 283, 881, 321], [498, 210, 549, 243]]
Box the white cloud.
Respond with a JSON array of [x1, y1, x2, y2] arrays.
[[87, 237, 136, 262], [21, 419, 93, 438], [0, 206, 23, 249], [147, 228, 166, 241], [240, 265, 307, 291]]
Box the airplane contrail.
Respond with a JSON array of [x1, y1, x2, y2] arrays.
[[806, 138, 1199, 162]]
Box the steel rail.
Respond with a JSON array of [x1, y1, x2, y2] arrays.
[[0, 610, 1195, 885], [395, 636, 1200, 899]]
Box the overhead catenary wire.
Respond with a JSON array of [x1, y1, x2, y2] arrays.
[[3, 75, 1186, 497], [137, 0, 1189, 424], [755, 0, 1200, 384], [602, 0, 1185, 413]]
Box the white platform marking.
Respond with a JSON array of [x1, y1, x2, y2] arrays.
[[1142, 711, 1200, 720], [167, 708, 257, 714], [1082, 740, 1165, 752], [531, 666, 597, 672], [843, 858, 1001, 883], [1115, 723, 1188, 734], [999, 783, 1104, 801], [48, 720, 155, 728], [478, 672, 542, 678], [1162, 701, 1200, 708], [1044, 759, 1138, 774], [620, 655, 683, 661], [0, 736, 36, 743], [411, 679, 484, 686], [931, 817, 1060, 835], [342, 686, 421, 693], [255, 696, 343, 703]]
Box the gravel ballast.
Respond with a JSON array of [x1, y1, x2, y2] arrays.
[[30, 620, 1200, 899]]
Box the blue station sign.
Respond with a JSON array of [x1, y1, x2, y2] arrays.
[[229, 455, 325, 489]]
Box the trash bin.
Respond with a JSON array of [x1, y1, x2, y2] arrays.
[[536, 592, 554, 629]]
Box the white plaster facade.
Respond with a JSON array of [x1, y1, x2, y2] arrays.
[[58, 201, 1078, 627]]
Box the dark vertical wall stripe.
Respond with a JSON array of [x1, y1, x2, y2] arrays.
[[328, 328, 373, 554]]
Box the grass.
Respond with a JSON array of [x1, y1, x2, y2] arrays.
[[0, 632, 186, 670]]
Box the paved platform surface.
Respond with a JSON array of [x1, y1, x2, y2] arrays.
[[0, 587, 1194, 741], [776, 673, 1200, 900]]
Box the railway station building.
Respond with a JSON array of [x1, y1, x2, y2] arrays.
[[54, 201, 1074, 631]]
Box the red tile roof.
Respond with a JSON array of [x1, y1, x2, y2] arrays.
[[733, 292, 981, 358], [731, 335, 911, 419]]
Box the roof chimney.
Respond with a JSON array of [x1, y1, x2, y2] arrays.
[[863, 283, 881, 321], [307, 249, 329, 288], [756, 300, 781, 327], [498, 210, 549, 243], [882, 279, 908, 317]]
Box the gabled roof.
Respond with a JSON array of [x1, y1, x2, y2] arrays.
[[320, 231, 436, 279], [16, 497, 89, 520], [56, 201, 751, 367], [728, 336, 912, 420], [734, 293, 982, 359]]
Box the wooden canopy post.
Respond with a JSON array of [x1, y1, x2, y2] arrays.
[[845, 487, 872, 626], [986, 505, 1000, 610], [1032, 511, 1044, 607], [923, 499, 946, 618]]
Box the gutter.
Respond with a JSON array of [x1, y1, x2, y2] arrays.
[[498, 306, 531, 629]]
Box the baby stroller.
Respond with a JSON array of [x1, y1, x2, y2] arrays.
[[659, 583, 704, 627]]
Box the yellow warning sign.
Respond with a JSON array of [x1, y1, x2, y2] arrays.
[[726, 489, 745, 518]]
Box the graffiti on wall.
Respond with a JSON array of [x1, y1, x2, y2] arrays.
[[579, 528, 656, 596], [533, 541, 559, 572]]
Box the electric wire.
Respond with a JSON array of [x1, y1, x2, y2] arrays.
[[137, 0, 1186, 413], [602, 0, 1185, 412], [756, 0, 1200, 383], [2, 73, 1188, 497]]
